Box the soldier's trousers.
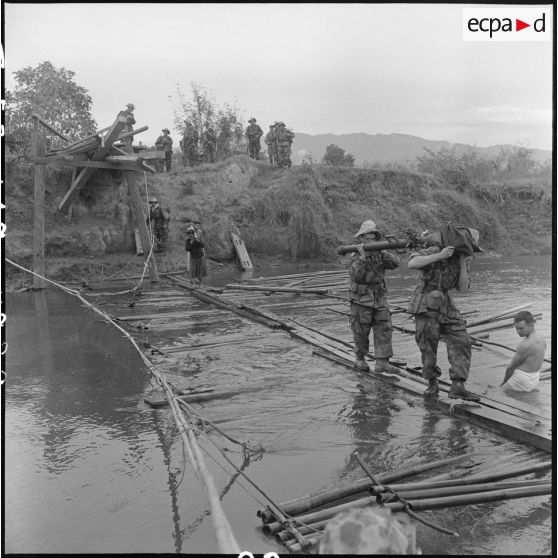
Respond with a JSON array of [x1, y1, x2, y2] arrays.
[[414, 314, 471, 381], [267, 147, 275, 165], [350, 303, 393, 359], [182, 148, 197, 167], [154, 226, 168, 251], [248, 140, 261, 160], [164, 152, 172, 172]]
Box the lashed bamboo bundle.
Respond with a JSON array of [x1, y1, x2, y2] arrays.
[[266, 458, 551, 552], [257, 452, 478, 523]]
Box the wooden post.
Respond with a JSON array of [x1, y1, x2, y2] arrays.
[[32, 116, 46, 289], [124, 171, 158, 283]]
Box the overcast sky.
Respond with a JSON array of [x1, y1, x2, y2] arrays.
[[4, 3, 554, 149]]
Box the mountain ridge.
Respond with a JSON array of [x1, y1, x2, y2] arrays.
[[291, 132, 551, 165]]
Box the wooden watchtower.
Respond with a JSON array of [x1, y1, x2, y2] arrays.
[[28, 111, 165, 287]]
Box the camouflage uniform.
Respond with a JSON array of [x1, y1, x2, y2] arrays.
[[155, 132, 173, 172], [147, 204, 169, 252], [181, 124, 199, 167], [245, 121, 263, 160], [348, 250, 400, 361], [276, 124, 294, 168], [265, 125, 277, 165], [407, 246, 471, 382]]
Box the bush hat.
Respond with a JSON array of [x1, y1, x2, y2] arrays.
[[355, 220, 379, 237]]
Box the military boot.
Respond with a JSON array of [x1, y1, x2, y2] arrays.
[[423, 378, 439, 397], [375, 358, 398, 374], [354, 358, 370, 372], [448, 380, 480, 402]]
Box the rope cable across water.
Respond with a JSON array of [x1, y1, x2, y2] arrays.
[[6, 258, 240, 553]]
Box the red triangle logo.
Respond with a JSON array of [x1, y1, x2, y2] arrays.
[[516, 19, 530, 31]]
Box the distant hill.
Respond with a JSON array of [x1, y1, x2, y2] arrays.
[[291, 132, 551, 166]]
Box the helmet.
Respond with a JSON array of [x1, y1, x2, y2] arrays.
[[149, 197, 157, 203], [355, 220, 379, 237], [319, 508, 416, 555], [162, 128, 170, 133], [126, 103, 135, 110], [248, 117, 256, 123]]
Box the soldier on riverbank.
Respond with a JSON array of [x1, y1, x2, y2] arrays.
[[155, 128, 173, 172], [275, 122, 294, 168], [265, 123, 277, 165], [147, 197, 170, 252], [246, 118, 263, 160], [407, 224, 483, 401]]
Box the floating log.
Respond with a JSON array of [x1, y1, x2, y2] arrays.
[[144, 385, 266, 408], [225, 284, 329, 295], [257, 452, 478, 523]]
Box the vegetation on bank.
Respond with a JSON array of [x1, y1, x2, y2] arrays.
[[5, 141, 551, 289]]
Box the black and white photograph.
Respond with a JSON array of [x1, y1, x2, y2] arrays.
[[3, 2, 554, 555]]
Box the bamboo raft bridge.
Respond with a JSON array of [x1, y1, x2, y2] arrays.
[[14, 122, 553, 551]]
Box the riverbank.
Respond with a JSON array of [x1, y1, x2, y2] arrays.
[[5, 154, 551, 289]]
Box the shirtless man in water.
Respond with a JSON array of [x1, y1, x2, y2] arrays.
[[501, 311, 546, 392]]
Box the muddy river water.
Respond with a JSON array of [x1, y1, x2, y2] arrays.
[[4, 255, 552, 554]]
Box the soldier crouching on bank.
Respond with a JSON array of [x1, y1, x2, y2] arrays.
[[407, 224, 483, 401], [348, 220, 400, 373]]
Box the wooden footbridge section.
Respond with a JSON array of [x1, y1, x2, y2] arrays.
[[149, 271, 552, 455], [83, 266, 552, 552]]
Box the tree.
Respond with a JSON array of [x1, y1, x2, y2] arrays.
[[322, 144, 355, 167], [171, 82, 245, 162], [6, 61, 97, 153]]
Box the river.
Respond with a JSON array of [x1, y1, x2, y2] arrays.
[[4, 255, 552, 554]]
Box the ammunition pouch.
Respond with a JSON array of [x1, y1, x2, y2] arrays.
[[426, 289, 445, 311]]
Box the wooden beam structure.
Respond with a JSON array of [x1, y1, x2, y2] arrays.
[[58, 115, 128, 213], [31, 116, 47, 289], [30, 112, 70, 143]]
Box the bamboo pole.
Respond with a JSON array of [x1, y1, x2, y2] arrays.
[[225, 284, 329, 295], [467, 314, 542, 335], [257, 452, 478, 522], [123, 171, 159, 282], [384, 483, 551, 513], [465, 303, 533, 328], [376, 479, 549, 503], [268, 480, 552, 539]]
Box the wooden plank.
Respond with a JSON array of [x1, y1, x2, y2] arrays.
[[312, 347, 551, 453], [168, 276, 286, 329], [225, 284, 329, 295], [134, 228, 144, 256], [230, 231, 253, 270], [117, 125, 148, 140], [27, 156, 147, 172], [30, 112, 70, 142], [58, 115, 128, 212]]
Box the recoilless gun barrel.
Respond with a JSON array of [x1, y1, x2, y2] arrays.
[[337, 239, 407, 255]]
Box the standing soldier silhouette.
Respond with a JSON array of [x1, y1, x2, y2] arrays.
[[245, 118, 263, 160], [155, 128, 173, 172]]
